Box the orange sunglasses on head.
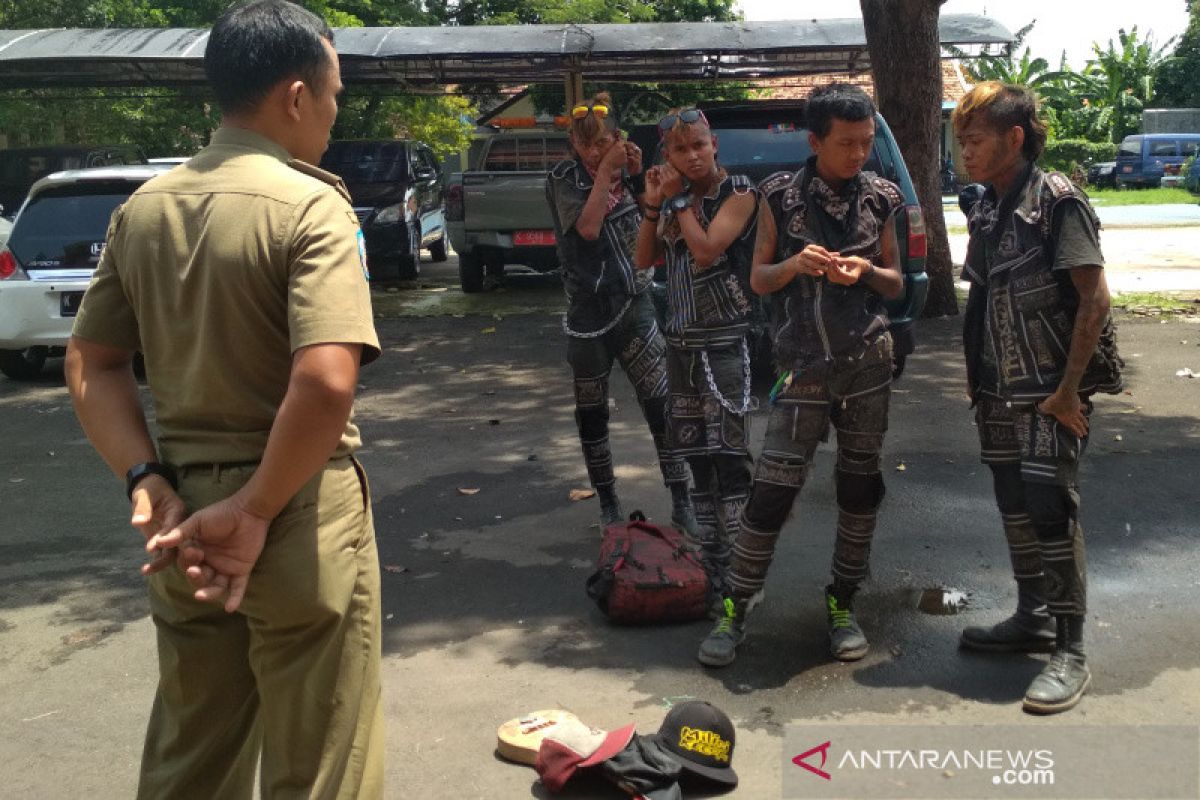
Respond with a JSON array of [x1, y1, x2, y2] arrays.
[[571, 103, 610, 120]]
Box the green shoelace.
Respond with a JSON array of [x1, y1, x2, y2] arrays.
[[827, 595, 854, 629], [714, 597, 737, 634]]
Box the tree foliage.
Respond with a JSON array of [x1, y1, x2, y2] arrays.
[[1065, 27, 1175, 142], [957, 20, 1179, 147], [955, 21, 1064, 91], [1153, 0, 1200, 106], [1041, 137, 1117, 173], [0, 0, 469, 158], [426, 0, 734, 25], [0, 0, 743, 155]]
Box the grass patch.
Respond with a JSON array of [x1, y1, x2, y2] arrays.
[[954, 287, 1200, 317], [1111, 291, 1200, 314], [1086, 187, 1198, 206]]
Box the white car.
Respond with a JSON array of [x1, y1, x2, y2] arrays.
[[0, 164, 171, 379]]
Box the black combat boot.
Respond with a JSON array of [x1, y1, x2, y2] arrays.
[[669, 483, 699, 538], [598, 485, 623, 527], [961, 580, 1056, 653]]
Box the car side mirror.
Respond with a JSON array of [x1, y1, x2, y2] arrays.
[[958, 183, 985, 216]]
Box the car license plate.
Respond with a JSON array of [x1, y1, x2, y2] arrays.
[[59, 291, 84, 317], [512, 230, 555, 246]]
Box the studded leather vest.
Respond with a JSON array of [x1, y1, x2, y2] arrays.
[[962, 166, 1123, 405], [759, 161, 901, 369], [660, 173, 757, 348], [546, 159, 651, 335]]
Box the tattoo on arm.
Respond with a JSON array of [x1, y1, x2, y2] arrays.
[[1059, 266, 1109, 394], [753, 200, 775, 266], [750, 200, 795, 295]]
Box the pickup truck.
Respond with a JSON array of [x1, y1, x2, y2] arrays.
[[445, 129, 571, 292]]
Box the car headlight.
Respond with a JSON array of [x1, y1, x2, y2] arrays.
[[373, 203, 403, 225]]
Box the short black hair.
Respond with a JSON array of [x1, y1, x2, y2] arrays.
[[806, 83, 876, 139], [204, 0, 334, 115]]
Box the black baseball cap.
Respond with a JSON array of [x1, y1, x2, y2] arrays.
[[647, 700, 737, 786]]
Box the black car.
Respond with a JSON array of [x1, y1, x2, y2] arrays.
[[628, 99, 929, 378], [1086, 161, 1117, 189], [319, 139, 447, 282], [0, 144, 146, 218]]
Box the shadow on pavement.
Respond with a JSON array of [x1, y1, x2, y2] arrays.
[[2, 293, 1198, 719]]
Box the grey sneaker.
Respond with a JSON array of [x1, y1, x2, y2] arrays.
[[1023, 651, 1091, 714], [826, 588, 869, 662], [697, 597, 746, 667], [961, 613, 1056, 653]]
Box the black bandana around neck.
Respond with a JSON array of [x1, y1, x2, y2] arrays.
[[804, 160, 863, 252]]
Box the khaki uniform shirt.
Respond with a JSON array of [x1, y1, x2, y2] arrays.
[[73, 127, 381, 467]]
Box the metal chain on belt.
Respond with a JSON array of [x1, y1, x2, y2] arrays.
[[699, 338, 754, 416], [561, 297, 634, 339]]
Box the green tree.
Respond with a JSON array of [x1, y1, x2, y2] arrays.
[[1153, 0, 1200, 106], [1065, 26, 1175, 142], [333, 94, 474, 159], [0, 0, 471, 156], [428, 0, 734, 25], [955, 21, 1056, 88], [0, 0, 738, 155]]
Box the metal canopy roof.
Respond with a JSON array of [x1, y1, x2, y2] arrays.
[[0, 15, 1011, 90]]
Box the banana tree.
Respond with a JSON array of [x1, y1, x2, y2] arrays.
[[1066, 26, 1176, 142]]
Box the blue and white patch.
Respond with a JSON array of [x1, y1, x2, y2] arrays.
[[356, 229, 370, 281]]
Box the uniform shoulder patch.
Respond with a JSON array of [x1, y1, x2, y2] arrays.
[[356, 229, 370, 282]]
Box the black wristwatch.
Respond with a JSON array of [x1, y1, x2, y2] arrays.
[[126, 462, 179, 499], [664, 193, 693, 216]]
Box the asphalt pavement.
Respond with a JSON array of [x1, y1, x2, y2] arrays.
[[1, 260, 1199, 798]]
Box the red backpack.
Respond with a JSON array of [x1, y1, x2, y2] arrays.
[[585, 512, 710, 624]]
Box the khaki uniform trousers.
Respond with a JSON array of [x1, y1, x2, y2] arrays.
[[138, 456, 384, 800]]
